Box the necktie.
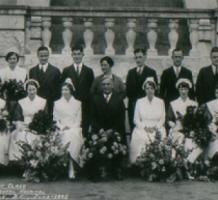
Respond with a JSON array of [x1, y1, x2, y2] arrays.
[[137, 67, 142, 75], [175, 67, 180, 78], [76, 65, 80, 76], [105, 94, 110, 103]]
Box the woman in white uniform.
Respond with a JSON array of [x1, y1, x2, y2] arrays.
[[129, 77, 166, 164], [206, 85, 218, 160], [0, 51, 27, 83], [9, 79, 46, 161], [0, 98, 9, 166], [53, 78, 83, 180], [168, 78, 202, 163]]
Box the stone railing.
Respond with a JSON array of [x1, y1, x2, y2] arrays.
[[0, 6, 217, 81]]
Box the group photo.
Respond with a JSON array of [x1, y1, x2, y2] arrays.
[[1, 0, 218, 199]]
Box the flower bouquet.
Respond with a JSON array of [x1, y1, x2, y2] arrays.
[[180, 106, 212, 149], [135, 131, 189, 182], [80, 129, 127, 179], [0, 79, 26, 101], [18, 133, 69, 182]]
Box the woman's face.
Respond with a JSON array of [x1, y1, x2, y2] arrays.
[[62, 85, 71, 99], [215, 88, 218, 99], [179, 86, 189, 99], [27, 84, 37, 99], [101, 60, 111, 75], [8, 54, 18, 67], [145, 84, 155, 98]]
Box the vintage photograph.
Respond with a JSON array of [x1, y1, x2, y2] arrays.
[[0, 0, 218, 199]]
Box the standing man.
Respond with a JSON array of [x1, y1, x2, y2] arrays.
[[62, 45, 94, 136], [160, 48, 195, 107], [29, 46, 61, 114], [126, 48, 158, 131], [196, 47, 218, 104]]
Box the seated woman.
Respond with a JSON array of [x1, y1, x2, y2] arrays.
[[205, 85, 218, 160], [90, 56, 126, 99], [0, 51, 27, 83], [129, 77, 166, 164], [0, 98, 9, 166], [53, 78, 83, 180], [168, 78, 202, 163], [9, 79, 46, 161]]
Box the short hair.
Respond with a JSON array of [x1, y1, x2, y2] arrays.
[[25, 79, 40, 91], [144, 81, 156, 90], [100, 56, 114, 68], [5, 52, 19, 62], [37, 46, 49, 54], [172, 48, 183, 56], [134, 48, 146, 55], [71, 45, 84, 52], [211, 47, 218, 54], [62, 82, 74, 94]]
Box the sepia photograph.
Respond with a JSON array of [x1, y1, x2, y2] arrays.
[[0, 0, 218, 199]]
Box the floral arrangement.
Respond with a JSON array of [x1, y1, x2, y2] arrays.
[[18, 132, 69, 182], [180, 106, 212, 149], [0, 108, 9, 132], [28, 110, 55, 135], [0, 79, 26, 101], [80, 129, 127, 178], [135, 131, 189, 182]]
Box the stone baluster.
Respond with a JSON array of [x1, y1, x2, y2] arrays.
[[83, 19, 94, 55], [62, 17, 73, 55], [189, 19, 199, 57], [105, 18, 115, 55], [125, 19, 136, 56], [147, 19, 158, 56], [25, 18, 31, 54], [168, 19, 179, 56], [29, 16, 42, 54], [42, 17, 52, 52]]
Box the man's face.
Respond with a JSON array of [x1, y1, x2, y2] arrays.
[[37, 50, 49, 65], [72, 50, 84, 64], [134, 52, 145, 67], [172, 50, 183, 67], [102, 79, 113, 94], [211, 52, 218, 67]]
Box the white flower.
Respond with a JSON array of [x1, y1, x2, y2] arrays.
[[108, 154, 113, 159], [92, 135, 98, 141], [30, 160, 39, 169]]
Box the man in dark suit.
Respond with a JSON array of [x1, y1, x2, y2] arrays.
[[160, 48, 195, 107], [29, 46, 61, 114], [62, 45, 94, 136], [91, 77, 126, 138], [126, 48, 158, 131], [91, 76, 126, 180], [196, 47, 218, 105]]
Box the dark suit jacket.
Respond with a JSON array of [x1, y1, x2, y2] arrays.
[[91, 92, 125, 136], [160, 66, 195, 105], [62, 64, 94, 102], [196, 65, 218, 105], [126, 65, 158, 130], [29, 63, 61, 102]]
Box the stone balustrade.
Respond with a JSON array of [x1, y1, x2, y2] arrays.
[[0, 6, 218, 81]]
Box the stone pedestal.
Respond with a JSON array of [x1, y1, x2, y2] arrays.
[[17, 0, 50, 6], [183, 0, 217, 9]]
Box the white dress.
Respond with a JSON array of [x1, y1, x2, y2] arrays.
[[0, 66, 27, 83], [0, 98, 9, 165], [9, 95, 46, 161], [53, 97, 83, 163], [206, 99, 218, 159], [169, 97, 202, 163], [130, 96, 166, 163]]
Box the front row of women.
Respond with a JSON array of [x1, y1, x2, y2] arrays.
[[0, 77, 218, 181]]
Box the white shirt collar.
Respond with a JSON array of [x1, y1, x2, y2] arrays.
[[173, 66, 181, 73], [104, 93, 112, 102], [74, 63, 83, 72], [39, 63, 48, 72], [212, 64, 218, 74]]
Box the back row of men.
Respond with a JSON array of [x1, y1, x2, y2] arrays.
[[1, 45, 218, 134]]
